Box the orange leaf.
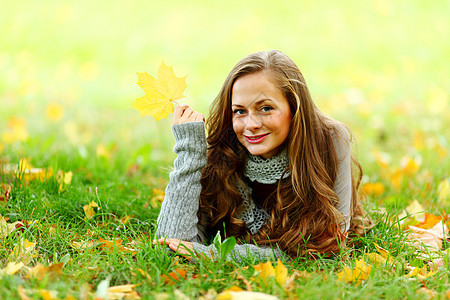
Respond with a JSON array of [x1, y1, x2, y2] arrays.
[[132, 62, 187, 121], [415, 213, 442, 229], [362, 182, 385, 196], [98, 238, 137, 254], [160, 268, 187, 285]]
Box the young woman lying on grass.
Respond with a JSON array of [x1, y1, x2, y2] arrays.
[[154, 50, 370, 261]]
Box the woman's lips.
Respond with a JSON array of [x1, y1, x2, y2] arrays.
[[244, 133, 269, 143]]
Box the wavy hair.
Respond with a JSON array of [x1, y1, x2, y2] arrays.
[[199, 50, 370, 257]]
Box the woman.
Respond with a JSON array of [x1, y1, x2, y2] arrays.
[[154, 50, 369, 261]]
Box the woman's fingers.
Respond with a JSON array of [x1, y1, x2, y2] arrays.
[[172, 104, 204, 125], [153, 238, 194, 256]]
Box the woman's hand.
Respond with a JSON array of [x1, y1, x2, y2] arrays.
[[172, 104, 204, 125], [153, 238, 194, 259]]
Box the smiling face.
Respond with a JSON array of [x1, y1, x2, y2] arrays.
[[231, 71, 292, 159]]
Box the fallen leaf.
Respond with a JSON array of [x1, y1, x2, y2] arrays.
[[416, 287, 438, 299], [414, 213, 443, 229], [83, 201, 100, 219], [400, 155, 421, 176], [9, 238, 37, 263], [107, 284, 141, 300], [364, 253, 387, 266], [24, 262, 64, 279], [132, 62, 187, 121], [404, 265, 437, 279], [17, 286, 32, 300], [337, 258, 371, 286], [0, 262, 24, 276], [70, 239, 97, 251], [217, 291, 278, 300], [39, 289, 58, 300], [160, 268, 187, 285], [408, 220, 449, 250], [0, 183, 11, 203], [405, 200, 425, 222], [136, 268, 152, 282], [428, 258, 445, 271], [98, 238, 137, 254], [362, 182, 385, 196], [274, 260, 288, 287], [373, 243, 390, 258], [56, 170, 73, 192], [253, 261, 275, 283]]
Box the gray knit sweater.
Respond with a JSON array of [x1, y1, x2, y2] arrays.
[[156, 121, 352, 261]]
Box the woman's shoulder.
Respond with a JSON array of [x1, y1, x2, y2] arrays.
[[329, 121, 352, 158]]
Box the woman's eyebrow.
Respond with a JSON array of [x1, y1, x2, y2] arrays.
[[231, 99, 274, 107]]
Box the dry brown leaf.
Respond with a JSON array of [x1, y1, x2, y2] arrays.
[[408, 220, 449, 250], [0, 183, 11, 203], [24, 262, 64, 279]]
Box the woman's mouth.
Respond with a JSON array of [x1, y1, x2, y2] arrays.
[[244, 133, 269, 143]]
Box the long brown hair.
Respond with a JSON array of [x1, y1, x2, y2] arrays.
[[199, 50, 370, 257]]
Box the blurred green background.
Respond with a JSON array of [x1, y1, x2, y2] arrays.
[[1, 0, 449, 192]]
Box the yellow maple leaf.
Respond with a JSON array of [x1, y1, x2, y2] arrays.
[[404, 265, 437, 280], [337, 258, 371, 286], [274, 259, 288, 287], [57, 170, 73, 192], [132, 62, 187, 121], [83, 201, 100, 219], [0, 262, 24, 277], [253, 260, 288, 287], [253, 261, 275, 282], [364, 253, 387, 266], [9, 238, 38, 263]]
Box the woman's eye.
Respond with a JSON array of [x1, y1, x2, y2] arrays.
[[261, 106, 273, 112], [233, 109, 246, 115]]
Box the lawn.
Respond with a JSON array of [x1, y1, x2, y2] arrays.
[[0, 0, 449, 299]]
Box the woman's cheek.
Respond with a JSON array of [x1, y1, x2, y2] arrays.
[[232, 119, 243, 136]]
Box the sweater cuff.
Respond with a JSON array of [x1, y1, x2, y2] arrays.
[[172, 122, 206, 145]]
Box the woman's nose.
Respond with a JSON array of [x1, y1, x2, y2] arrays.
[[245, 114, 262, 130]]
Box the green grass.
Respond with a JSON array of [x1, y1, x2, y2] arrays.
[[0, 0, 449, 298]]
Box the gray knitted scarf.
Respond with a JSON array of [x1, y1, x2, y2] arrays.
[[236, 149, 290, 234]]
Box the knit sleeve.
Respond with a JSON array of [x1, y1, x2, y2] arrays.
[[332, 126, 352, 233], [156, 121, 207, 243]]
